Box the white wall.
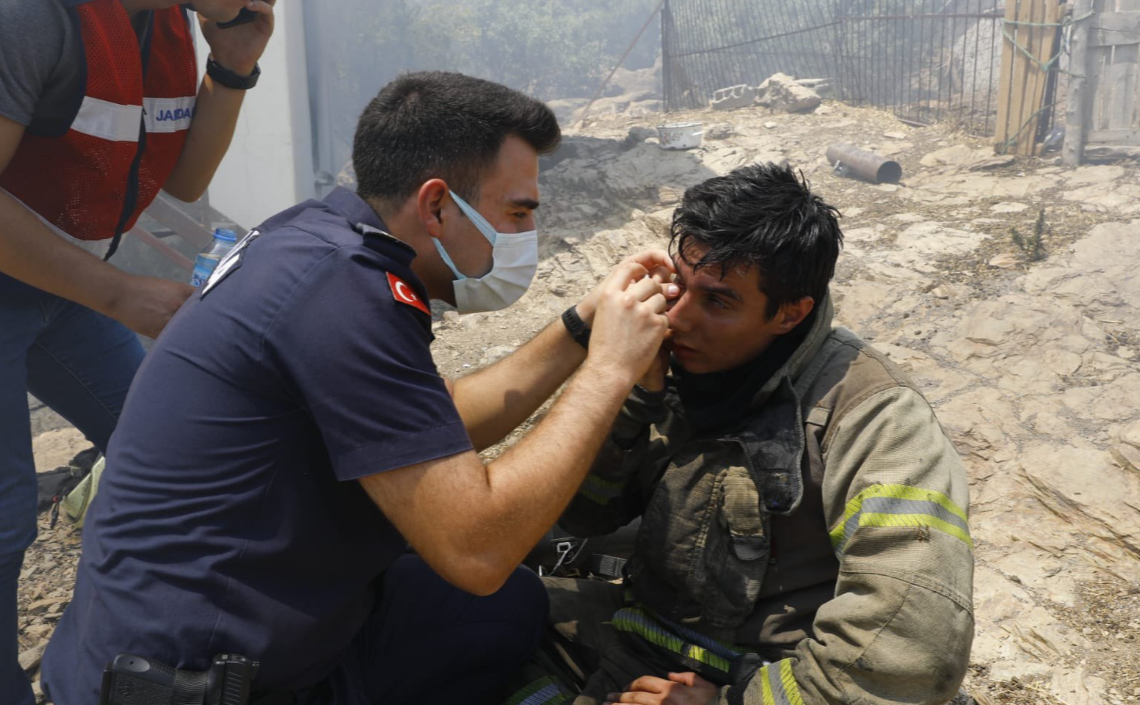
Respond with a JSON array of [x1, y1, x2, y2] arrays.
[[194, 2, 315, 230]]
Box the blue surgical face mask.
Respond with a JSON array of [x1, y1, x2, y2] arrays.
[[433, 191, 539, 314]]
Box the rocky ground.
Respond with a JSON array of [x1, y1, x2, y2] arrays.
[[20, 97, 1140, 704]]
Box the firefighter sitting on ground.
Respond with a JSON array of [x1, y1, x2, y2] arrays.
[[513, 163, 974, 705]]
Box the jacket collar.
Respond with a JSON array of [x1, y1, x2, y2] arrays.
[[745, 291, 835, 412]]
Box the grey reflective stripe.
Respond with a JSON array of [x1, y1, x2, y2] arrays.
[[518, 684, 570, 705], [831, 484, 972, 555], [767, 665, 794, 705], [838, 508, 860, 554], [766, 666, 793, 702], [861, 496, 970, 535], [506, 677, 574, 705], [757, 659, 805, 705], [835, 496, 972, 555]]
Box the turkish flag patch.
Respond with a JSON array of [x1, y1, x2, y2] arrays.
[[387, 272, 431, 315]]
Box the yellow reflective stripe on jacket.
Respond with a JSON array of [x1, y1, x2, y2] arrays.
[[505, 676, 574, 705], [621, 590, 747, 660], [757, 659, 805, 705], [612, 606, 734, 673], [645, 605, 749, 660], [830, 484, 972, 554], [579, 474, 626, 505]]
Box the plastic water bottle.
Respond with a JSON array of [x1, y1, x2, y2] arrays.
[[190, 228, 238, 288]]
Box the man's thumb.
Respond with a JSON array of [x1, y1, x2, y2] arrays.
[[667, 672, 697, 686]]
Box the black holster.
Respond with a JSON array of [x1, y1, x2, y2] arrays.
[[100, 653, 261, 705]]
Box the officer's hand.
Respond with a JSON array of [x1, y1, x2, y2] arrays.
[[576, 249, 678, 326], [200, 1, 276, 77], [606, 673, 718, 705], [583, 260, 669, 389], [110, 275, 194, 339]]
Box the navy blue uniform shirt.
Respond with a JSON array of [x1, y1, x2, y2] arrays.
[[42, 188, 474, 702]]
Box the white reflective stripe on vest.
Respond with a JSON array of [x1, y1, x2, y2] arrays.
[[143, 96, 197, 134], [71, 96, 143, 142]]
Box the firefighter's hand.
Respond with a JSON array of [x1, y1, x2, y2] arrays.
[[606, 673, 718, 705], [637, 341, 671, 393], [110, 275, 194, 339], [200, 0, 276, 77]]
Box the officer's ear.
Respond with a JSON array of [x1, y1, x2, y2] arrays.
[[417, 179, 450, 239]]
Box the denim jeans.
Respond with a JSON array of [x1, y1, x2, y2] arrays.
[[0, 273, 145, 705]]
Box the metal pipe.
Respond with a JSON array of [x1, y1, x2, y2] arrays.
[[577, 0, 667, 127], [825, 143, 903, 184], [839, 12, 1003, 20], [662, 1, 675, 111]]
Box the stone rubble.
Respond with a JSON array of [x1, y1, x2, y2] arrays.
[[755, 73, 823, 113], [711, 84, 757, 111]]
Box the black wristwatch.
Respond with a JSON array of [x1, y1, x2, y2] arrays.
[[206, 56, 260, 90], [562, 306, 591, 349]]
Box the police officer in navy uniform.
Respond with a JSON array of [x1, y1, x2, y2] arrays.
[[0, 2, 275, 704], [43, 72, 677, 705]]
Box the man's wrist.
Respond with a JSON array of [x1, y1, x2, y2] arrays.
[[562, 305, 591, 349], [207, 55, 260, 86], [209, 52, 257, 76], [578, 360, 636, 397], [575, 296, 597, 326]]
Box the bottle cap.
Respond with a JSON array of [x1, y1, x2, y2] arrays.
[[214, 228, 238, 243]]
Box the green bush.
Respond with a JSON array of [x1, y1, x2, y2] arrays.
[[1010, 209, 1048, 262]]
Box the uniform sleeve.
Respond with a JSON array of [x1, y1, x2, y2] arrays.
[[0, 0, 70, 126], [559, 386, 671, 537], [722, 387, 974, 705], [265, 246, 473, 482]]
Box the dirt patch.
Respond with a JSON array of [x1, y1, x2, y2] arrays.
[[965, 666, 1066, 705], [1057, 578, 1140, 703]]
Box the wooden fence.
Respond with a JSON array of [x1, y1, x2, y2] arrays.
[[995, 0, 1063, 154], [1065, 0, 1140, 163]]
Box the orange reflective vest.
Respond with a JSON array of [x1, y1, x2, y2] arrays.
[[0, 0, 198, 254]]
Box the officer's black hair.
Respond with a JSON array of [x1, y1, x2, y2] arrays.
[[353, 71, 561, 206], [670, 162, 843, 320]]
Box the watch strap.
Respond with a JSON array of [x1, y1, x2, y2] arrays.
[[206, 57, 260, 90], [562, 306, 591, 349]]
